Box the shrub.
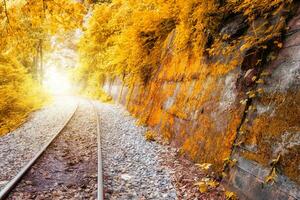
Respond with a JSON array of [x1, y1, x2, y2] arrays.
[[0, 55, 48, 136]]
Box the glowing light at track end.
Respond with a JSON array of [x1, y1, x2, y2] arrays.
[[43, 68, 72, 95]]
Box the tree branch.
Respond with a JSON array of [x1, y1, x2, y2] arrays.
[[42, 0, 46, 18], [2, 0, 9, 24]]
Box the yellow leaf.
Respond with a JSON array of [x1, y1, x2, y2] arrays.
[[225, 191, 237, 200], [240, 99, 248, 105], [256, 79, 264, 84], [271, 154, 281, 166], [207, 180, 219, 188], [277, 42, 283, 48], [265, 168, 277, 184], [256, 59, 262, 65], [240, 43, 251, 51], [261, 71, 270, 76], [247, 90, 256, 98], [195, 163, 212, 171], [257, 88, 264, 94], [230, 159, 237, 167], [194, 181, 208, 193], [249, 93, 256, 98], [145, 130, 156, 141], [251, 76, 257, 81], [222, 34, 230, 40]]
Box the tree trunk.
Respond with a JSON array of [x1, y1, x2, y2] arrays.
[[39, 39, 43, 85]]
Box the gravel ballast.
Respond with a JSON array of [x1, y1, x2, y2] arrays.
[[0, 96, 77, 191], [0, 96, 208, 199], [94, 102, 177, 200], [7, 98, 98, 199]]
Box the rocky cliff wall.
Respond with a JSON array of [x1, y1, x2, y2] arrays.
[[103, 3, 300, 199]]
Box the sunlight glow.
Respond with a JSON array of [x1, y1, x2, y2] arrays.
[[43, 68, 72, 95]]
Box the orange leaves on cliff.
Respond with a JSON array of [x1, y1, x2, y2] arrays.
[[230, 0, 290, 21], [76, 0, 222, 86], [76, 0, 292, 88]]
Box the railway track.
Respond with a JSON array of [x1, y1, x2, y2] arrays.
[[92, 101, 104, 200], [0, 100, 104, 200]]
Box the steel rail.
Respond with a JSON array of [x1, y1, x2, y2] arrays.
[[0, 102, 79, 200], [91, 101, 104, 200]]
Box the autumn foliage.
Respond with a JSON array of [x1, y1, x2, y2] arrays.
[[0, 55, 48, 135], [0, 0, 85, 135], [75, 0, 292, 88], [75, 0, 297, 178]]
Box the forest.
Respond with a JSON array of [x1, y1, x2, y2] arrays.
[[0, 0, 84, 135], [0, 0, 299, 199], [0, 0, 291, 135]]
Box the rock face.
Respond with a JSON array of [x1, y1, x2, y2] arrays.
[[228, 6, 300, 199], [103, 3, 300, 199]]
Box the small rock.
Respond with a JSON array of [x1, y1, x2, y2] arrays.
[[24, 180, 32, 185], [120, 174, 132, 181]]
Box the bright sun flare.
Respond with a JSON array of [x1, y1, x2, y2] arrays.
[[43, 68, 72, 95]]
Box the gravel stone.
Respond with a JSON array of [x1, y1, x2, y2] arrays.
[[94, 102, 177, 200]]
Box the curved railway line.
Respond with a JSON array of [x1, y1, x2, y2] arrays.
[[0, 100, 104, 200]]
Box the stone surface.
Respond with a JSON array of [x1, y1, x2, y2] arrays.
[[225, 5, 300, 200]]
